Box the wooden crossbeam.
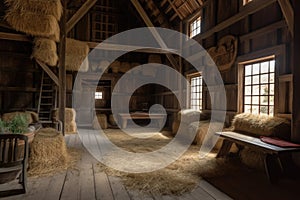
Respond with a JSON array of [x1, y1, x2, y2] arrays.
[[130, 0, 179, 70], [167, 0, 184, 20], [195, 0, 277, 40], [277, 0, 294, 38], [0, 32, 30, 42], [36, 59, 59, 86], [87, 42, 178, 54], [66, 0, 97, 33]]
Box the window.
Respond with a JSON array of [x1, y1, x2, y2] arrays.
[[95, 91, 103, 100], [243, 58, 275, 115], [243, 0, 252, 5], [189, 74, 203, 110], [189, 16, 201, 38]]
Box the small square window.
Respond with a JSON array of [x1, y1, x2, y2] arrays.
[[189, 17, 201, 38], [95, 92, 103, 99]]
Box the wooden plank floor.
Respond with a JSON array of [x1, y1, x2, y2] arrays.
[[0, 130, 232, 200]]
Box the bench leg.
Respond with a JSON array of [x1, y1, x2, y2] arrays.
[[216, 140, 233, 158], [264, 154, 282, 183]]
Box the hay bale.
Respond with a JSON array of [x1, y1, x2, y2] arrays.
[[66, 38, 89, 72], [5, 0, 63, 20], [5, 10, 60, 42], [232, 113, 291, 139], [172, 120, 180, 135], [31, 38, 58, 67], [118, 62, 131, 73], [52, 108, 76, 122], [28, 128, 70, 176], [2, 111, 33, 125], [65, 121, 77, 134], [109, 114, 117, 126], [93, 114, 108, 129], [240, 147, 265, 171]]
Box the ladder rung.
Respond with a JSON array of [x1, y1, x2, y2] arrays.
[[41, 96, 53, 99], [41, 103, 52, 106]]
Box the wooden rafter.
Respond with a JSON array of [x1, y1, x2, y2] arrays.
[[130, 0, 179, 70], [196, 0, 277, 40], [66, 0, 97, 33], [277, 0, 294, 38], [167, 0, 184, 20], [36, 59, 59, 86], [0, 32, 30, 42]]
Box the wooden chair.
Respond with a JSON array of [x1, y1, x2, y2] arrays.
[[0, 134, 28, 197]]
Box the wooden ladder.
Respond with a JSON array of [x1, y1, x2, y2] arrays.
[[37, 71, 57, 122]]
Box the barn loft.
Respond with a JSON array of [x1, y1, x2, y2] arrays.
[[0, 0, 300, 199]]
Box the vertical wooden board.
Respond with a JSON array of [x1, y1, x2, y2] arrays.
[[79, 164, 96, 200], [60, 169, 80, 200], [66, 74, 73, 91], [93, 169, 114, 200], [44, 172, 67, 200], [198, 179, 233, 200], [108, 176, 131, 200]]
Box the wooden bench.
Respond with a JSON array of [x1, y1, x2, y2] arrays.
[[216, 131, 300, 182]]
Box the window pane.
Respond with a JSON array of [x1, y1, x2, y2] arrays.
[[252, 106, 259, 114], [245, 86, 252, 95], [252, 85, 259, 95], [260, 96, 268, 105], [270, 60, 275, 72], [260, 106, 268, 114], [269, 96, 274, 105], [260, 74, 269, 84], [245, 65, 252, 76], [270, 73, 275, 83], [244, 105, 251, 113], [261, 62, 269, 73], [270, 84, 275, 95], [245, 76, 251, 85], [269, 106, 274, 115], [244, 96, 251, 104], [260, 84, 268, 95], [253, 64, 259, 75], [252, 96, 259, 105], [252, 75, 259, 84]]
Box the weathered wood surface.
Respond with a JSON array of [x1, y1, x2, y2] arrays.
[[0, 132, 231, 200]]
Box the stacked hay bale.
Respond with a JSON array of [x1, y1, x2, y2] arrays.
[[5, 0, 62, 67], [65, 38, 90, 72], [28, 128, 71, 176], [93, 114, 108, 129], [52, 108, 77, 134]]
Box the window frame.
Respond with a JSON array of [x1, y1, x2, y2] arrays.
[[188, 15, 202, 38], [187, 72, 203, 110], [95, 91, 103, 100], [242, 57, 276, 115]]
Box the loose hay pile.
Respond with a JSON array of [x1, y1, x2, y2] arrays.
[[28, 128, 78, 176], [95, 129, 237, 196], [66, 38, 90, 72], [52, 108, 77, 134]]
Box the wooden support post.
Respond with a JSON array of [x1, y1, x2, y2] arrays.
[[59, 0, 67, 135], [292, 0, 300, 142], [66, 0, 97, 33]]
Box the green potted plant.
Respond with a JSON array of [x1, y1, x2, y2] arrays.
[[0, 114, 34, 143]]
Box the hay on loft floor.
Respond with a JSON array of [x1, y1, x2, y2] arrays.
[[66, 38, 89, 72], [5, 0, 63, 20], [31, 38, 58, 67], [93, 114, 108, 129], [95, 129, 241, 196], [2, 111, 33, 124], [240, 147, 265, 171], [28, 128, 79, 176], [5, 10, 60, 42]]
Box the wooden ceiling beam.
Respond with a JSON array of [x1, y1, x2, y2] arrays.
[[0, 32, 30, 42], [66, 0, 97, 33], [130, 0, 179, 70], [167, 0, 184, 20], [277, 0, 294, 38], [88, 42, 178, 54], [195, 0, 277, 40]]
